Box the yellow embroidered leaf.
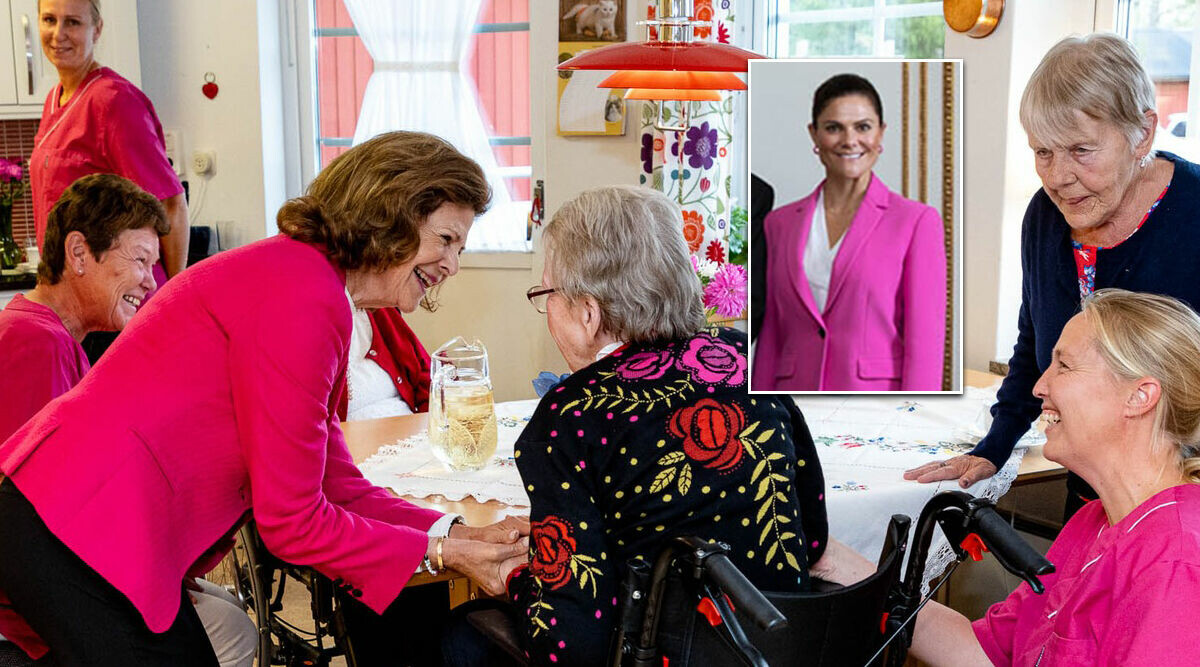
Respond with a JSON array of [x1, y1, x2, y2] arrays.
[[771, 473, 789, 483], [767, 452, 786, 461], [755, 477, 771, 501], [756, 501, 770, 523], [775, 491, 789, 503], [575, 554, 597, 563], [752, 459, 767, 481], [583, 388, 592, 397], [616, 386, 624, 397], [759, 518, 774, 545], [659, 452, 685, 466], [777, 514, 791, 524], [785, 551, 801, 571], [533, 617, 549, 630], [651, 467, 677, 493], [742, 438, 758, 459], [561, 400, 581, 414], [677, 464, 692, 495], [623, 403, 638, 413], [739, 421, 762, 438], [654, 388, 665, 397], [569, 559, 579, 576], [780, 532, 795, 541], [765, 542, 778, 564], [755, 428, 776, 444]]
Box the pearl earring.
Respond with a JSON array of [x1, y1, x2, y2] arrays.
[[1139, 153, 1152, 168], [812, 146, 820, 154]]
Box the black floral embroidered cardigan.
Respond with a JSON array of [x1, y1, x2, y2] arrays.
[[507, 327, 828, 666]]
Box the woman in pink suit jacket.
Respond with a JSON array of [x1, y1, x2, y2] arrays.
[[0, 132, 527, 665], [752, 74, 946, 392]]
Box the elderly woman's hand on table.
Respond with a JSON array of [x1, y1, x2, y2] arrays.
[[903, 455, 998, 488]]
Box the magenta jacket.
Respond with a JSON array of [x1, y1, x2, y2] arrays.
[[751, 175, 946, 391], [0, 236, 441, 655]]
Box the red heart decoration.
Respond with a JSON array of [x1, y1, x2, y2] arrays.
[[202, 81, 219, 99]]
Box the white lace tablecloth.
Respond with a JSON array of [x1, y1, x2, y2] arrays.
[[358, 387, 1043, 586]]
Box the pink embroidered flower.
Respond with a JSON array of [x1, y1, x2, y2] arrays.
[[679, 333, 746, 386], [614, 350, 675, 381]]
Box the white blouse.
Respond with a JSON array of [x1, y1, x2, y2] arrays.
[[344, 292, 414, 421], [802, 189, 844, 313]]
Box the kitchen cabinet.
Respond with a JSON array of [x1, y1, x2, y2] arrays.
[[0, 0, 141, 119]]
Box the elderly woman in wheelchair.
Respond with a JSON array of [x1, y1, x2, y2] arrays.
[[823, 289, 1200, 665], [441, 186, 830, 666]]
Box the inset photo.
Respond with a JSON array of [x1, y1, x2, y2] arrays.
[[748, 60, 963, 394]]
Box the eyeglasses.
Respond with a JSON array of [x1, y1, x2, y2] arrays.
[[526, 285, 557, 314]]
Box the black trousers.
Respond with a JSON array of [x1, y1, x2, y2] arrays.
[[0, 478, 219, 667]]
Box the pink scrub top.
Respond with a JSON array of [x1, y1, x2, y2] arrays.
[[0, 294, 89, 443], [30, 67, 182, 286], [973, 483, 1200, 666]]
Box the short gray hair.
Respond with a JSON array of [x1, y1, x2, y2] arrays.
[[1082, 289, 1200, 484], [1019, 33, 1156, 153], [544, 185, 705, 343]]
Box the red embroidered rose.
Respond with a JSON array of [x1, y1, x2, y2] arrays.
[[669, 398, 745, 471], [682, 210, 705, 253], [530, 516, 577, 590], [615, 350, 674, 381]]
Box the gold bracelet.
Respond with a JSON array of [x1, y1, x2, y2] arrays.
[[435, 536, 446, 572]]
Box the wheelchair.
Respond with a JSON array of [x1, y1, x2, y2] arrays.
[[230, 520, 357, 667], [470, 490, 1054, 667]]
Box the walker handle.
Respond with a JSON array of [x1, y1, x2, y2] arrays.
[[971, 506, 1055, 594], [705, 553, 788, 632]]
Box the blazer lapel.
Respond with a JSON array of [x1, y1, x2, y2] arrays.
[[826, 174, 888, 312], [782, 183, 823, 324]]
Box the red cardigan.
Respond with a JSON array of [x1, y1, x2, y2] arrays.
[[335, 308, 431, 420]]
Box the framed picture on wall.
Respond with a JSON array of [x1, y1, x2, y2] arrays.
[[559, 0, 625, 42]]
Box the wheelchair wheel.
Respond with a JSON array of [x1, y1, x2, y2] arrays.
[[231, 524, 278, 667]]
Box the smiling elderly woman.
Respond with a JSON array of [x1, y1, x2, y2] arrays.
[[891, 290, 1200, 665], [0, 132, 528, 666], [908, 34, 1200, 514], [444, 186, 829, 667]]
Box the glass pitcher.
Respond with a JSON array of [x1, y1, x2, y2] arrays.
[[428, 337, 498, 471]]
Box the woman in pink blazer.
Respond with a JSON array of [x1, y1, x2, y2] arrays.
[[752, 74, 946, 392], [0, 132, 527, 665]]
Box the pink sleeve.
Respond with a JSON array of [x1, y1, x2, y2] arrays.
[[900, 205, 947, 390], [1102, 561, 1200, 666], [98, 86, 183, 201], [0, 326, 84, 442], [228, 285, 429, 614], [322, 416, 443, 528], [972, 581, 1032, 666]]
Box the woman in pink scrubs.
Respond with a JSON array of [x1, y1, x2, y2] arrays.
[[32, 0, 187, 285], [813, 288, 1200, 665]]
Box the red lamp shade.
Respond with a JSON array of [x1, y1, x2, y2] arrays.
[[598, 70, 746, 92], [557, 41, 765, 73], [625, 88, 722, 101]]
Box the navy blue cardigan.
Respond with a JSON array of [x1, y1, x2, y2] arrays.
[[972, 153, 1200, 468]]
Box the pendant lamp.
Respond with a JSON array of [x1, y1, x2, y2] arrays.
[[556, 0, 765, 131]]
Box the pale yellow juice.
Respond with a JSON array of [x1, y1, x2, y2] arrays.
[[428, 381, 498, 471]]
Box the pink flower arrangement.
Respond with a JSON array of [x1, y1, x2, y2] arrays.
[[702, 262, 746, 319], [0, 158, 28, 206]]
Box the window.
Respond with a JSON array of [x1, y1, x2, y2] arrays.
[[1118, 0, 1198, 162], [766, 0, 944, 58], [307, 0, 531, 252]]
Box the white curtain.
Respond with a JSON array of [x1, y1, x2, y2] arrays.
[[343, 0, 522, 251]]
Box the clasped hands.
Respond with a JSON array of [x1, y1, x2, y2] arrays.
[[434, 515, 530, 596]]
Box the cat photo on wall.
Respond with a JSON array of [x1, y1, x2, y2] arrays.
[[559, 0, 626, 42]]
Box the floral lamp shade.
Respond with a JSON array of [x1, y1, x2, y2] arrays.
[[639, 0, 742, 319]]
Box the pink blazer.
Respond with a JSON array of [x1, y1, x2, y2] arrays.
[[0, 236, 441, 654], [751, 175, 946, 391]]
